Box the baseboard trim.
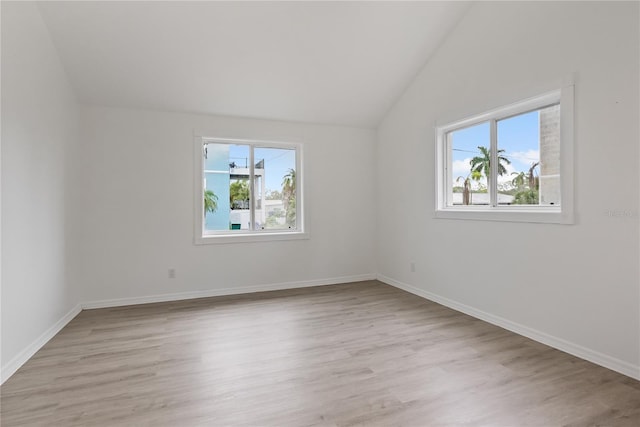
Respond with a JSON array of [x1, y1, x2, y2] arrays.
[[1, 303, 82, 385], [81, 274, 377, 309], [377, 274, 640, 381]]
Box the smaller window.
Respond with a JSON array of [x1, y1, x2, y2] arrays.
[[435, 87, 574, 224], [195, 137, 306, 244]]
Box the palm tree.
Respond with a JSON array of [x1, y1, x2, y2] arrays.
[[511, 171, 526, 190], [456, 176, 472, 205], [527, 162, 540, 190], [456, 170, 482, 205], [512, 162, 540, 205], [281, 169, 296, 227], [470, 146, 511, 181], [204, 189, 218, 214], [282, 169, 295, 199]]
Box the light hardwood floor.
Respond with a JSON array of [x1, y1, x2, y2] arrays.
[[1, 281, 639, 426]]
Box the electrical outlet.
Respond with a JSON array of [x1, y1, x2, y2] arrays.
[[168, 268, 176, 279], [410, 262, 415, 273]]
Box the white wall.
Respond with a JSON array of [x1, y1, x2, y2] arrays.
[[75, 106, 377, 303], [2, 0, 638, 384], [1, 2, 80, 380], [377, 1, 640, 377]]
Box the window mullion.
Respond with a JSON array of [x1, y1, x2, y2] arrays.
[[295, 147, 301, 230], [490, 119, 498, 207], [249, 146, 255, 231], [200, 141, 206, 236], [444, 132, 451, 207]]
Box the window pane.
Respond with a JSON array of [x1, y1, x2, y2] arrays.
[[204, 143, 251, 231], [449, 122, 491, 206], [497, 104, 560, 206], [254, 147, 296, 230]]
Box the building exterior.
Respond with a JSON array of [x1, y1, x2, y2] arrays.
[[539, 104, 561, 206]]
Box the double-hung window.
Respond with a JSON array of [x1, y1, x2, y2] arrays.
[[435, 86, 574, 224], [195, 137, 305, 244]]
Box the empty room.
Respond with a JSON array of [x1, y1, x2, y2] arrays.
[[1, 1, 639, 426]]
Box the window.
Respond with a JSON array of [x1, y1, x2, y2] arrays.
[[435, 87, 574, 224], [194, 137, 306, 244]]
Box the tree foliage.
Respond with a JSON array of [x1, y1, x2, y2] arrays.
[[511, 171, 526, 189], [512, 162, 540, 205], [527, 162, 539, 190], [281, 169, 296, 227], [230, 180, 249, 209], [461, 147, 542, 206], [513, 189, 539, 204], [204, 190, 218, 214], [470, 146, 511, 180]]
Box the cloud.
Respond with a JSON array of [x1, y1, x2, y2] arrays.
[[451, 157, 473, 180], [506, 149, 540, 168]]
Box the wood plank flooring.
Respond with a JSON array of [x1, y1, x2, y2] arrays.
[[1, 280, 639, 426]]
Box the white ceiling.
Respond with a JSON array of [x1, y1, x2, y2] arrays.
[[38, 1, 470, 128]]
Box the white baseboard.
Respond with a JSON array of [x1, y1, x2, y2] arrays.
[[81, 274, 377, 309], [1, 303, 82, 385], [377, 274, 640, 381]]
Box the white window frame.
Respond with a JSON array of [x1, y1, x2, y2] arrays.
[[194, 136, 307, 244], [435, 85, 574, 224]]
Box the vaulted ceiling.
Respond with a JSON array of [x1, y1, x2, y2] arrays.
[[38, 1, 470, 128]]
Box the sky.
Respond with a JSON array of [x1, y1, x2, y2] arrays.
[[450, 110, 540, 190], [228, 145, 296, 193]]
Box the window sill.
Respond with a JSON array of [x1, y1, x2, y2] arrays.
[[195, 231, 309, 245], [435, 208, 573, 224]]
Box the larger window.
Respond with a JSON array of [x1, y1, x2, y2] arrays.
[[435, 87, 574, 224], [195, 137, 305, 244]]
